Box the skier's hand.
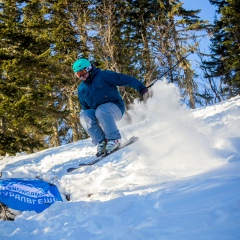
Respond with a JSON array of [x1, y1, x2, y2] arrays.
[[139, 87, 152, 102], [140, 87, 148, 96]]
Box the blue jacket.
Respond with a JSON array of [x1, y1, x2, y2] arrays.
[[78, 67, 146, 114]]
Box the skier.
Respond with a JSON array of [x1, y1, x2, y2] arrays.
[[72, 58, 149, 156]]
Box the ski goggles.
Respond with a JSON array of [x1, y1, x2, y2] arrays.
[[75, 69, 88, 78]]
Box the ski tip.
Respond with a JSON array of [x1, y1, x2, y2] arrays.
[[67, 168, 76, 173], [129, 136, 139, 142]]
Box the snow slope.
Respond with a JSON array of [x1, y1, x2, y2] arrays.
[[0, 81, 240, 240]]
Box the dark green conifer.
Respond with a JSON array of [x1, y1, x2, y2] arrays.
[[203, 0, 240, 97]]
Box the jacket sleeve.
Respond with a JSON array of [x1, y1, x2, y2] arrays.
[[103, 70, 146, 92]]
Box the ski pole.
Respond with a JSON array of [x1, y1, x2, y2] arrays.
[[147, 51, 194, 88]]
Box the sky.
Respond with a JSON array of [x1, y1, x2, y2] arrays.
[[183, 0, 216, 23], [182, 0, 217, 54], [184, 0, 219, 53], [0, 80, 240, 239]]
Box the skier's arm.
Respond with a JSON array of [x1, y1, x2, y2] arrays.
[[103, 70, 147, 93]]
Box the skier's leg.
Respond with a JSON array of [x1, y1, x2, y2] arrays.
[[95, 103, 123, 140], [80, 109, 105, 145]]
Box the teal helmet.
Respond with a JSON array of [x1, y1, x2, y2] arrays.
[[72, 58, 91, 73]]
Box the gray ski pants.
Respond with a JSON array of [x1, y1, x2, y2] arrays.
[[80, 102, 123, 145]]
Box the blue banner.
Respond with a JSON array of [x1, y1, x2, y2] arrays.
[[0, 178, 63, 213]]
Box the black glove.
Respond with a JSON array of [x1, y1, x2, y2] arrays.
[[139, 87, 151, 102], [139, 87, 148, 96]]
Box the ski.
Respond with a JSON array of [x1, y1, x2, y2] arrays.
[[67, 136, 139, 173]]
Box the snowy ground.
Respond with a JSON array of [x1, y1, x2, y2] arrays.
[[0, 81, 240, 240]]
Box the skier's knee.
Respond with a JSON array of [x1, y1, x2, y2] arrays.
[[95, 105, 109, 119]]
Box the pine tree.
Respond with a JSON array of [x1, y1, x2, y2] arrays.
[[145, 0, 209, 108], [204, 0, 240, 97], [89, 0, 142, 104], [0, 0, 63, 155], [41, 0, 87, 144]]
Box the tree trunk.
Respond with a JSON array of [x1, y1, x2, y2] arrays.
[[170, 16, 196, 108], [67, 92, 81, 142], [52, 121, 61, 147]]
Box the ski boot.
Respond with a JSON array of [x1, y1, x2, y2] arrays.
[[96, 140, 107, 157], [105, 139, 121, 155]]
